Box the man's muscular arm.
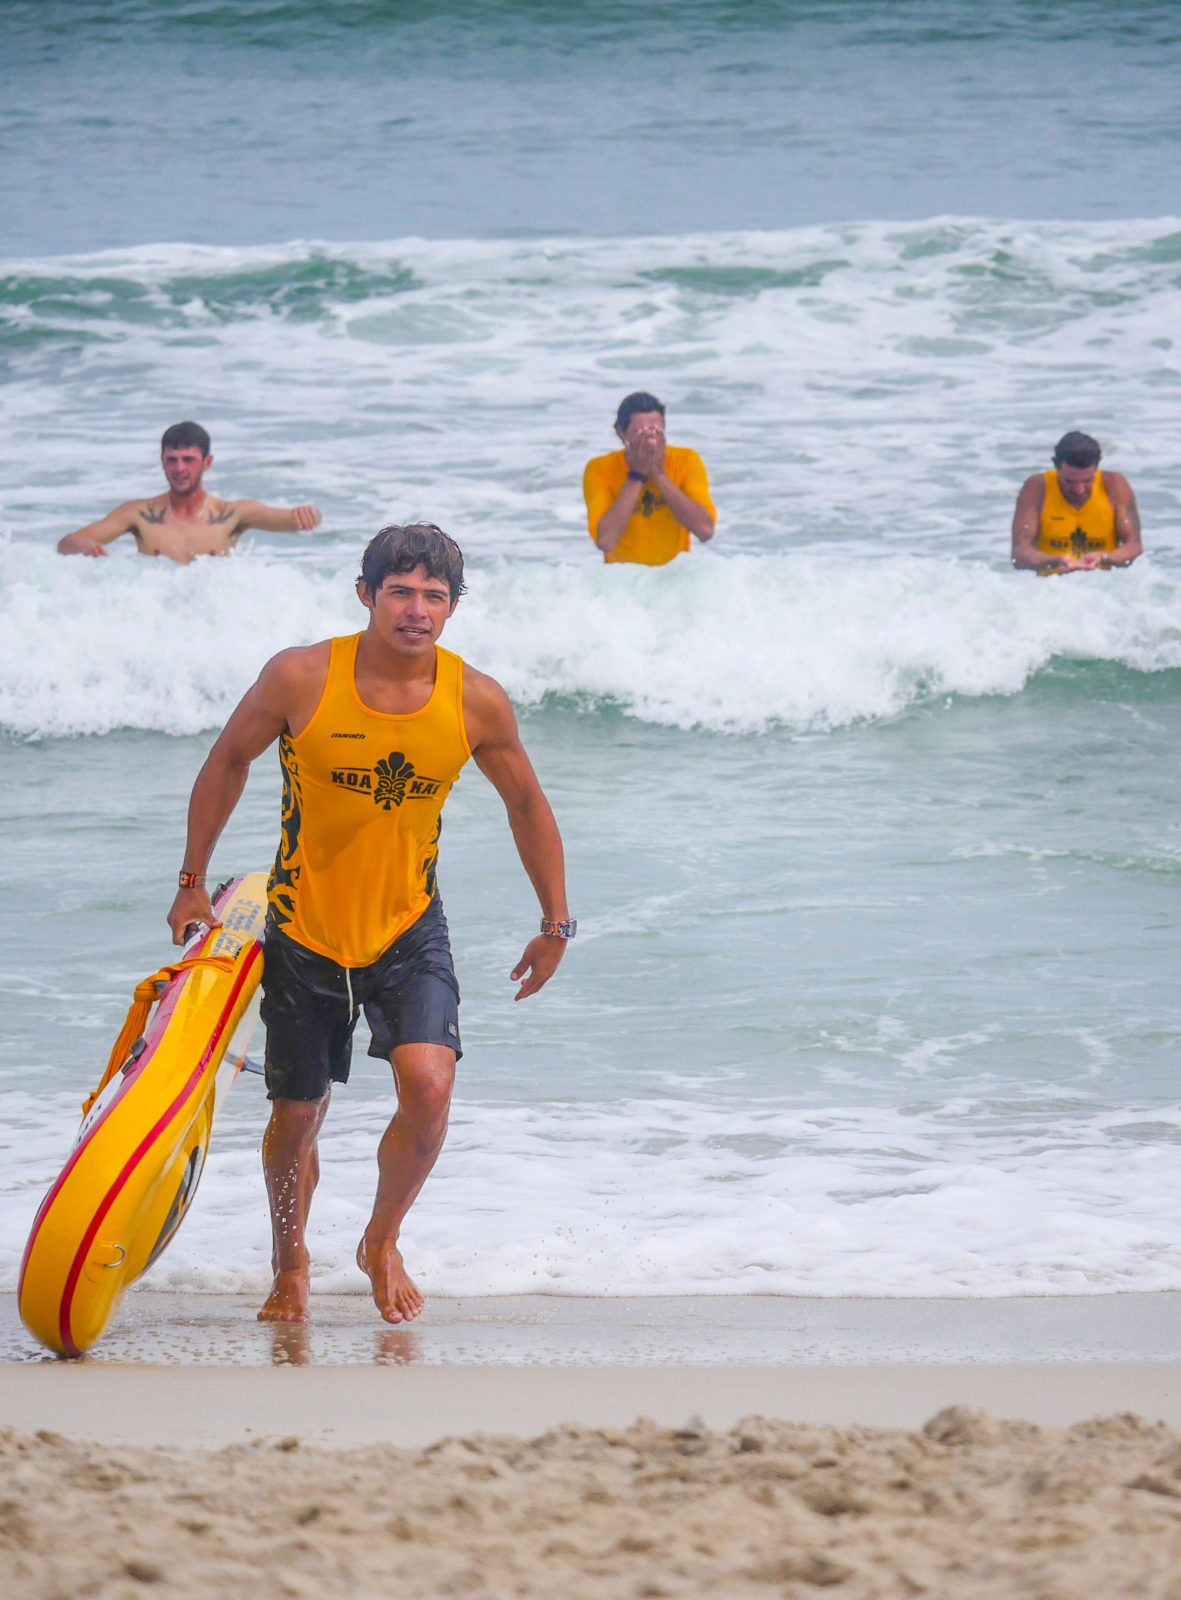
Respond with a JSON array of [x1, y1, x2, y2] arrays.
[[231, 499, 323, 535], [653, 467, 715, 541], [1096, 473, 1142, 567], [1010, 474, 1060, 569], [57, 501, 142, 557], [166, 647, 323, 943], [593, 474, 646, 554], [463, 668, 571, 1000]]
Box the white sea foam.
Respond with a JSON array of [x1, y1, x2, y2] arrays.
[[2, 542, 1179, 740], [5, 1089, 1181, 1298], [2, 219, 1180, 573]]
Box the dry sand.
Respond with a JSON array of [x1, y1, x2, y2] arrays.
[[6, 1295, 1181, 1595], [7, 1405, 1181, 1598]]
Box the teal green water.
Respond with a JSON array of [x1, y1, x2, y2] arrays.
[[5, 664, 1179, 1110], [4, 2, 1181, 253]]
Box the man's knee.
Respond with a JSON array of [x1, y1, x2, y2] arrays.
[[390, 1046, 455, 1126], [268, 1093, 330, 1146]]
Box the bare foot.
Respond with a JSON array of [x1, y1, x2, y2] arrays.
[[257, 1267, 310, 1323], [356, 1237, 425, 1324]]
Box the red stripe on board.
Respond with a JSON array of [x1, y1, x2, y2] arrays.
[[55, 941, 262, 1356], [17, 881, 246, 1303]]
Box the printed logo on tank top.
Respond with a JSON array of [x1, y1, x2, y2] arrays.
[[638, 488, 665, 517], [1043, 520, 1101, 554], [330, 749, 444, 809]]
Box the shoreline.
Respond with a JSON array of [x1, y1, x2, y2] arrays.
[[5, 1288, 1181, 1370], [4, 1291, 1181, 1448]]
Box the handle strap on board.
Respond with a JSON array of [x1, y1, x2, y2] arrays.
[[81, 953, 237, 1115]]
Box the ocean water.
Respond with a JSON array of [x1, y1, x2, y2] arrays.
[[6, 0, 1181, 251], [2, 2, 1181, 1305]]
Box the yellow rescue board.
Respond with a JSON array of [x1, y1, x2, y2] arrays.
[[18, 874, 268, 1357]]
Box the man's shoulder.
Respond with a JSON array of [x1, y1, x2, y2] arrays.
[[216, 494, 258, 514], [234, 639, 334, 727], [458, 657, 506, 705], [584, 448, 625, 479], [1102, 469, 1132, 495], [664, 444, 707, 472], [457, 658, 515, 736], [262, 638, 334, 689]]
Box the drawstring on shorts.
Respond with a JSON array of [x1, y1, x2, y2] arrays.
[[345, 965, 355, 1022]]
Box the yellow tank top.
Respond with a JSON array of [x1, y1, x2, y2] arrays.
[[267, 635, 471, 967], [1036, 470, 1117, 556]]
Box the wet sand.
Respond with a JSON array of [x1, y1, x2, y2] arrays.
[[5, 1287, 1181, 1370]]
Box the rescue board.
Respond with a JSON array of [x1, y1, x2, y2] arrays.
[[18, 874, 268, 1357]]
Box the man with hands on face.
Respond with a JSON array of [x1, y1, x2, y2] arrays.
[[1011, 430, 1142, 573], [57, 420, 321, 564], [166, 523, 573, 1328], [583, 391, 716, 566]]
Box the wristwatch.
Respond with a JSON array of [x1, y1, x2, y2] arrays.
[[626, 469, 646, 483], [540, 918, 577, 939]]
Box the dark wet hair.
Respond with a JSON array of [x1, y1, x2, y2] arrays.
[[1053, 431, 1102, 469], [359, 522, 467, 604], [615, 391, 666, 434], [161, 420, 212, 456]]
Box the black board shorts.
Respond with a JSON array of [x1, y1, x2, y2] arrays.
[[260, 896, 461, 1102]]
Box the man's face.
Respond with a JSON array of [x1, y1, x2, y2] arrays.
[[618, 410, 665, 448], [1056, 461, 1098, 501], [358, 564, 457, 656], [161, 446, 211, 495]]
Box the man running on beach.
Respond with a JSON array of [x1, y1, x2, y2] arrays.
[[584, 391, 716, 565], [166, 523, 574, 1325], [57, 420, 321, 563], [1011, 431, 1142, 572]]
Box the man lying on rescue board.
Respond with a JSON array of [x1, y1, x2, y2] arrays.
[[1011, 430, 1142, 573], [56, 419, 321, 563], [166, 523, 573, 1326]]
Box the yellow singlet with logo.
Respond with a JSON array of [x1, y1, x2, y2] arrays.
[[1036, 470, 1117, 557], [267, 634, 471, 967]]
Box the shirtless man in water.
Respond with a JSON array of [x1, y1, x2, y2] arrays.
[[57, 420, 321, 563], [166, 522, 573, 1325]]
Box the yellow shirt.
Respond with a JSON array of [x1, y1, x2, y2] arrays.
[[1036, 470, 1117, 557], [267, 635, 471, 967], [583, 445, 715, 566]]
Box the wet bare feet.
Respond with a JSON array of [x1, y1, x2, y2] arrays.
[[356, 1237, 424, 1324], [257, 1267, 310, 1323]]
